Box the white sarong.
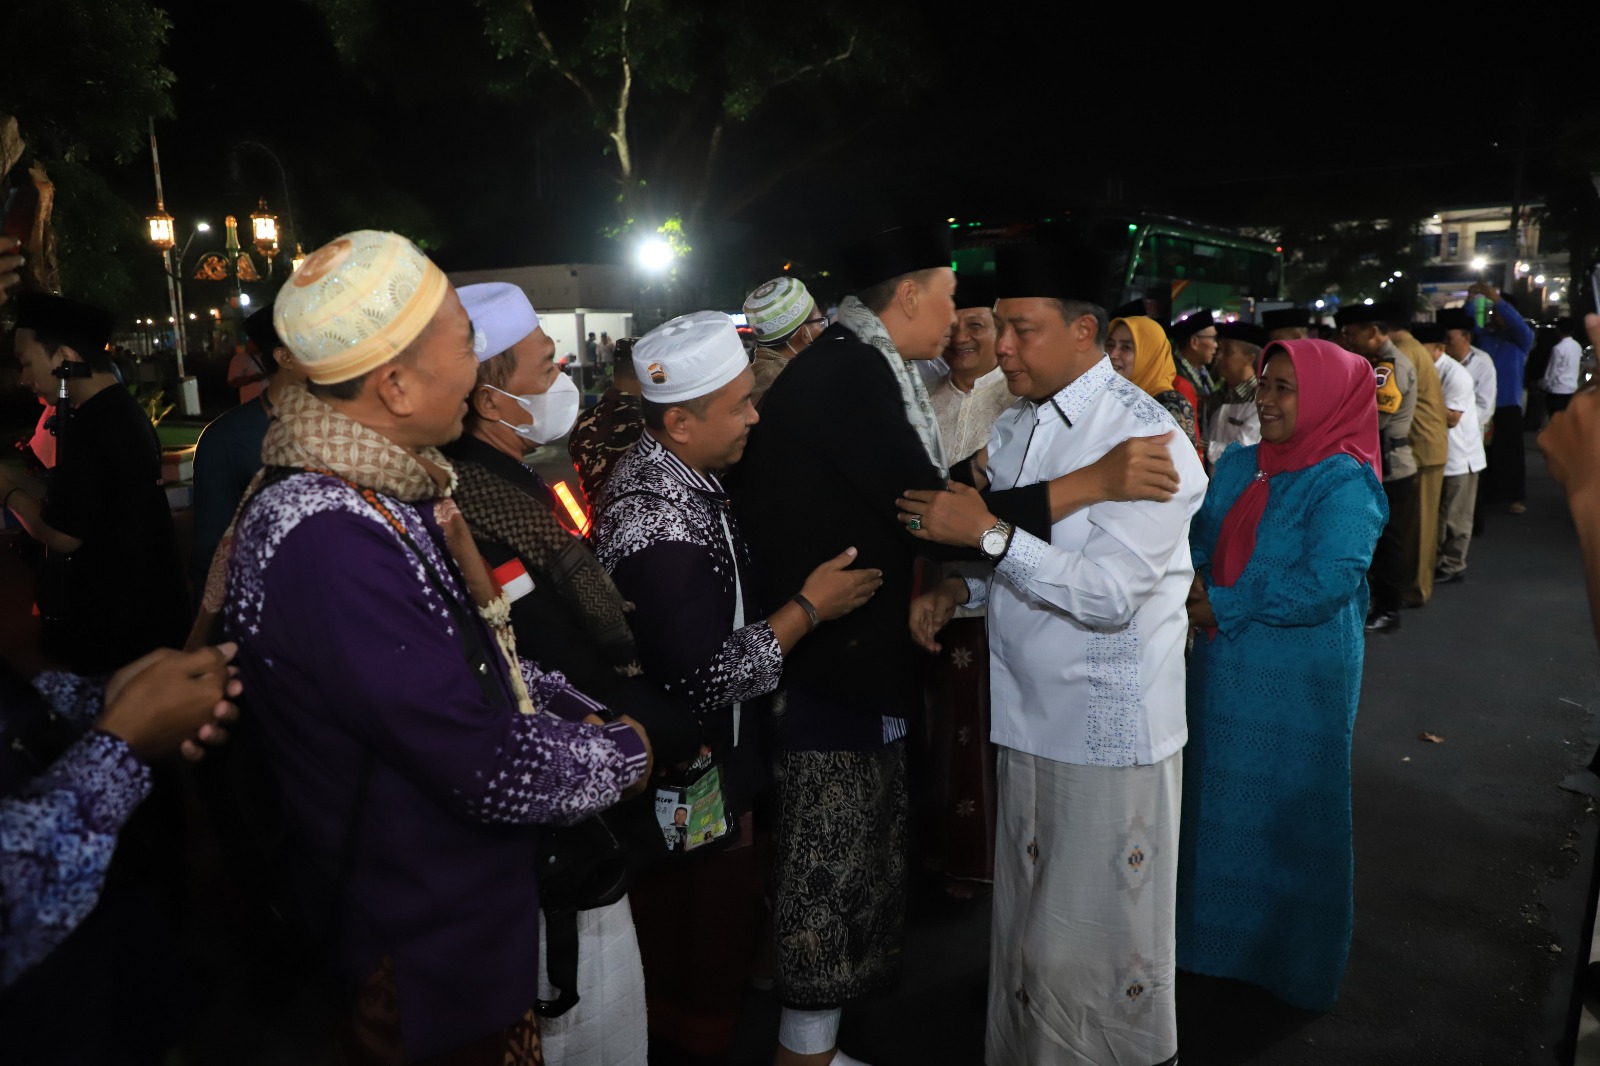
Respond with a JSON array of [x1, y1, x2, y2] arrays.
[[537, 897, 649, 1065], [986, 749, 1181, 1066]]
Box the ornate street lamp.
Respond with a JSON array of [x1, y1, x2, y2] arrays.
[[147, 206, 177, 251], [250, 198, 279, 261]]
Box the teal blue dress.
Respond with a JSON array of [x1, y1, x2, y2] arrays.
[[1177, 444, 1388, 1011]]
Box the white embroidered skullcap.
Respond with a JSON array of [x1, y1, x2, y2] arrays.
[[633, 311, 750, 405], [459, 282, 541, 362], [273, 230, 448, 384], [743, 277, 816, 343]]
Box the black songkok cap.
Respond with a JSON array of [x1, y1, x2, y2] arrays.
[[994, 243, 1108, 308], [243, 302, 284, 361], [840, 224, 953, 292], [1261, 307, 1312, 331], [13, 292, 115, 360], [1170, 309, 1215, 343], [1216, 321, 1268, 347], [1335, 301, 1405, 327], [1408, 322, 1447, 345], [1436, 307, 1475, 332], [953, 271, 998, 312], [1110, 298, 1148, 321]]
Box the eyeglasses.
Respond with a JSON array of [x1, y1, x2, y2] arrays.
[[801, 317, 827, 330]]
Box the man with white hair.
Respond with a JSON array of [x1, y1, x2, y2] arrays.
[[734, 224, 976, 1066], [216, 231, 652, 1062]]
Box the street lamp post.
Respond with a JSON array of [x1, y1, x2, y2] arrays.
[[171, 221, 209, 356], [146, 119, 200, 415]]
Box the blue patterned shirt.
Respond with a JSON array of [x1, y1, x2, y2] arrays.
[[1, 673, 149, 989]]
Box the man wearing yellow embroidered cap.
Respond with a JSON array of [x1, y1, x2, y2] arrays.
[[219, 231, 653, 1062], [744, 276, 828, 408], [275, 230, 479, 453]]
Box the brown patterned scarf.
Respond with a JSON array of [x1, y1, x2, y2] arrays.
[[451, 455, 643, 677]]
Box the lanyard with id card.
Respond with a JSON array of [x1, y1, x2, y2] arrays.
[[652, 504, 746, 856]]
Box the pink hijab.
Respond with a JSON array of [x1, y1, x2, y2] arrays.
[[1210, 339, 1380, 588]]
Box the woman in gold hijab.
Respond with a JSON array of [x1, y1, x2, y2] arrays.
[[1107, 315, 1203, 459]]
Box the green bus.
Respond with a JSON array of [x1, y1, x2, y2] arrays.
[[950, 212, 1285, 320]]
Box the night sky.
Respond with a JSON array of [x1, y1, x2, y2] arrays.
[[84, 2, 1600, 313]]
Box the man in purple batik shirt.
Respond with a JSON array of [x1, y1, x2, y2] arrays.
[[219, 231, 651, 1063]]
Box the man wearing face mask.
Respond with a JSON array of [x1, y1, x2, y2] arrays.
[[442, 283, 700, 1064], [744, 276, 829, 409], [444, 283, 698, 760]]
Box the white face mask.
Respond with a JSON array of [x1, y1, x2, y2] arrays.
[[486, 372, 581, 445]]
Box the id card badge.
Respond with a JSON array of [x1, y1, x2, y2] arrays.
[[683, 766, 730, 851], [655, 786, 689, 853]]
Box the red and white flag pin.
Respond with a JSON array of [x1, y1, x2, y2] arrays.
[[489, 557, 536, 603]]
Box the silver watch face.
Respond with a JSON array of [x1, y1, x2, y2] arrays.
[[981, 529, 1007, 557]]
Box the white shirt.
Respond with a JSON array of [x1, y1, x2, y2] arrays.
[[1457, 347, 1498, 429], [1435, 354, 1486, 476], [929, 365, 1013, 462], [1545, 336, 1583, 396], [968, 357, 1207, 767], [1205, 396, 1260, 466]]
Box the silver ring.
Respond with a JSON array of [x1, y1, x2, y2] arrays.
[[908, 515, 923, 531]]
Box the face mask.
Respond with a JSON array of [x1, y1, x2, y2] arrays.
[[486, 372, 581, 445]]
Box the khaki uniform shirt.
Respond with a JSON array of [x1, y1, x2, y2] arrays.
[[1391, 331, 1449, 469]]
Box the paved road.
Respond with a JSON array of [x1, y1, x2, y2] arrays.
[[719, 436, 1600, 1066]]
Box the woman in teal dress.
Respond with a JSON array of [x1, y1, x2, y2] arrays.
[[1179, 338, 1389, 1011]]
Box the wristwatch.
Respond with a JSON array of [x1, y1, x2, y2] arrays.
[[978, 519, 1014, 562]]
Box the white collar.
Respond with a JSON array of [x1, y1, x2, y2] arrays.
[[1029, 355, 1116, 428]]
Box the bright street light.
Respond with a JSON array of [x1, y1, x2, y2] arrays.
[[1363, 298, 1374, 306], [1535, 274, 1546, 285], [636, 238, 675, 273], [196, 222, 211, 233], [240, 293, 252, 307], [1471, 256, 1487, 272]]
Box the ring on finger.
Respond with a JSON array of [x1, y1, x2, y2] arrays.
[[908, 515, 923, 531]]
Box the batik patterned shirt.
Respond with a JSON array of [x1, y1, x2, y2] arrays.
[[1, 673, 149, 989], [594, 432, 783, 722], [220, 469, 648, 1060]]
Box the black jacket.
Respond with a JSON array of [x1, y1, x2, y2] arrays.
[[731, 325, 979, 717]]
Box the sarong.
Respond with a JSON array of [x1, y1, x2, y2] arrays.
[[628, 836, 762, 1058], [917, 617, 998, 884], [773, 741, 909, 1009], [986, 749, 1180, 1066]]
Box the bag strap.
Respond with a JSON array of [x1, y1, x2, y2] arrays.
[[538, 906, 583, 1018]]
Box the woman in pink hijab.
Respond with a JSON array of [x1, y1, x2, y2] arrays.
[[1178, 339, 1388, 1012]]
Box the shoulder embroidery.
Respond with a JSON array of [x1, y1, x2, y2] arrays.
[[1104, 374, 1179, 429], [224, 472, 460, 640]]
